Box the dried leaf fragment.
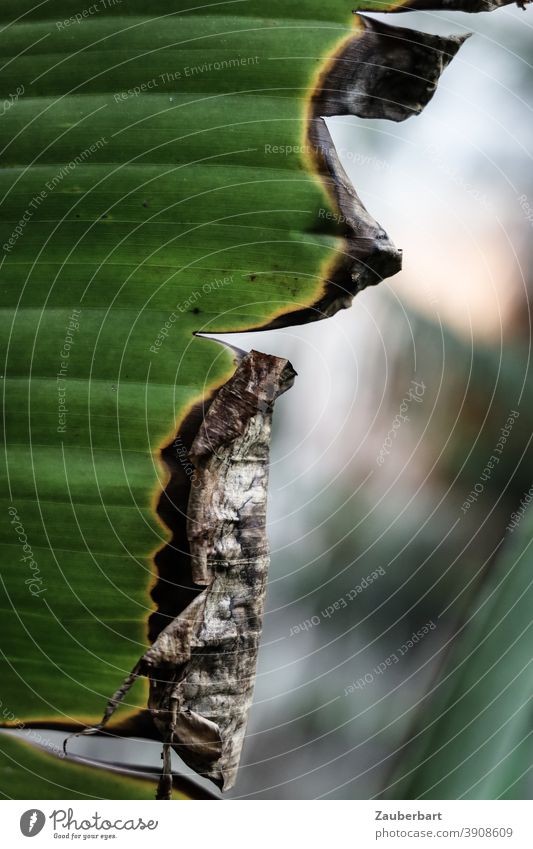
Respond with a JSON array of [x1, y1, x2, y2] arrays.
[[70, 351, 295, 796], [306, 15, 469, 312]]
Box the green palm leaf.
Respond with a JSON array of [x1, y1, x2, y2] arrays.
[[1, 0, 509, 798]]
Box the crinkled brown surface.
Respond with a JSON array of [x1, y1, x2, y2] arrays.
[[303, 16, 469, 316], [146, 351, 295, 791]]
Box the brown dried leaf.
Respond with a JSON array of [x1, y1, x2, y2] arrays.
[[74, 352, 295, 795]]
